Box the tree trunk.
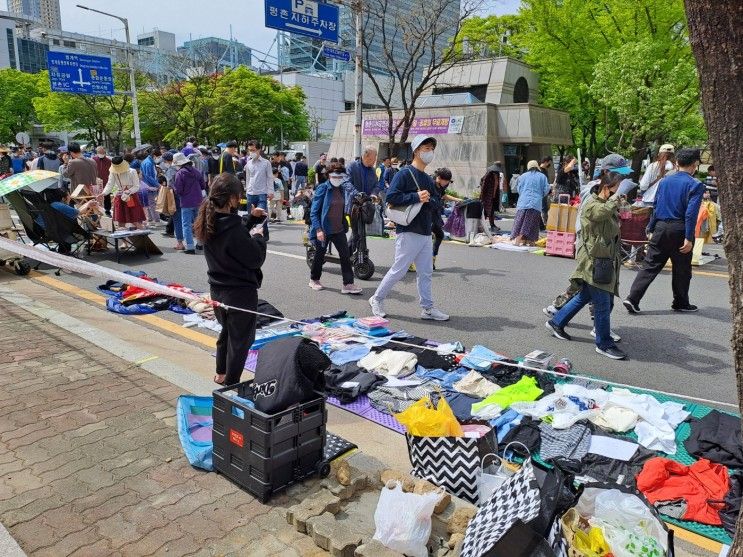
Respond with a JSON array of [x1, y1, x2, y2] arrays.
[[684, 1, 743, 553]]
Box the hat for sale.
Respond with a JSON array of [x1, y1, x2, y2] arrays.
[[411, 134, 437, 152], [172, 152, 190, 166], [527, 160, 539, 170], [600, 153, 633, 175], [659, 144, 675, 153]]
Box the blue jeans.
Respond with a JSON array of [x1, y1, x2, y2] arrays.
[[180, 206, 198, 250], [552, 283, 615, 350], [247, 194, 269, 238]]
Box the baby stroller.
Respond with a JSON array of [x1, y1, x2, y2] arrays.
[[304, 192, 376, 280]]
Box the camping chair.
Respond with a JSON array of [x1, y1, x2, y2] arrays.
[[4, 191, 45, 245], [619, 207, 652, 269]]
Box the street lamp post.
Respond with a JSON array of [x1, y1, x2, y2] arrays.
[[76, 4, 142, 147], [352, 0, 363, 160]]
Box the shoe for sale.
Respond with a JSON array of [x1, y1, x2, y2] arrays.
[[623, 299, 641, 314], [369, 296, 386, 318], [183, 249, 196, 255], [591, 328, 622, 343], [672, 304, 698, 312], [545, 320, 572, 341], [308, 280, 324, 291], [421, 307, 450, 321], [595, 346, 627, 360], [542, 305, 557, 318], [341, 284, 362, 295]]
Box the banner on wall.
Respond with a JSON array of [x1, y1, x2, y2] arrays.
[[362, 116, 453, 137]]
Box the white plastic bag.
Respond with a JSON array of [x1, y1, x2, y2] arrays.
[[373, 481, 440, 557]]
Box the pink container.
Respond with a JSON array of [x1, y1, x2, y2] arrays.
[[546, 231, 576, 258]]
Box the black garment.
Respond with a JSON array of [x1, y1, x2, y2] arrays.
[[311, 232, 354, 285], [255, 300, 284, 328], [685, 410, 743, 468], [294, 161, 308, 177], [432, 222, 444, 257], [212, 285, 258, 386], [252, 337, 329, 414], [718, 472, 743, 537], [219, 152, 238, 174], [483, 365, 556, 395], [208, 157, 220, 178], [501, 417, 542, 454], [204, 213, 266, 289], [324, 362, 387, 403], [626, 220, 693, 307], [554, 167, 579, 198]]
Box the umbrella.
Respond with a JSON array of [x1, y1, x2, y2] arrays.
[[0, 170, 61, 197]]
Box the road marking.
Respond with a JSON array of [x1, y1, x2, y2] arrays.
[[267, 249, 307, 261], [695, 270, 729, 278]]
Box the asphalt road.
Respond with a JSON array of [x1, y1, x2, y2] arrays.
[[42, 217, 735, 408]]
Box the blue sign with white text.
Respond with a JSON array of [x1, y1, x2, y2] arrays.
[[265, 0, 340, 43], [322, 45, 350, 62], [46, 51, 114, 96]]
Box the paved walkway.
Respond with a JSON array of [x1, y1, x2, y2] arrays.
[[0, 299, 329, 557]]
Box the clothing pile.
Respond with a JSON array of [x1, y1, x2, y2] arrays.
[[98, 270, 195, 315]]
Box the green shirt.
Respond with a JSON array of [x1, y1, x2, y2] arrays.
[[571, 193, 621, 294]]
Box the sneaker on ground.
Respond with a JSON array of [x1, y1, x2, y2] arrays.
[[542, 305, 557, 318], [596, 346, 627, 360], [545, 320, 572, 341], [183, 249, 196, 255], [672, 304, 698, 312], [421, 307, 449, 321], [591, 328, 622, 343], [622, 299, 641, 314], [341, 284, 362, 295], [308, 280, 324, 291], [369, 296, 386, 317]]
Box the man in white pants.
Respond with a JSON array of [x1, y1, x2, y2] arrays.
[[369, 135, 449, 321]]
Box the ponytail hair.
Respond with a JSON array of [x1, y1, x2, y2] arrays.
[[193, 173, 243, 244]]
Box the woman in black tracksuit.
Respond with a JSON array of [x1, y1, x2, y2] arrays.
[[193, 173, 267, 386]]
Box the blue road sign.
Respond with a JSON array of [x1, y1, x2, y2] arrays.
[[46, 51, 114, 96], [322, 45, 351, 62], [265, 0, 340, 43]]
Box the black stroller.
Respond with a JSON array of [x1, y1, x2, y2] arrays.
[[304, 192, 376, 280]]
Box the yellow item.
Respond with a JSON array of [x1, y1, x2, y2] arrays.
[[535, 237, 547, 248], [395, 396, 464, 437], [573, 527, 610, 557]]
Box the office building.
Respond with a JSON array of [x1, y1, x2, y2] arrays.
[[178, 37, 252, 71], [7, 0, 60, 30], [137, 29, 176, 52]]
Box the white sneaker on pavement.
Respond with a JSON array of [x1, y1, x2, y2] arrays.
[[421, 307, 450, 321], [543, 304, 557, 318], [369, 296, 386, 317], [591, 328, 622, 343], [308, 280, 324, 291], [341, 284, 362, 295]]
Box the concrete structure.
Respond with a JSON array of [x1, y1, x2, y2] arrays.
[[137, 28, 176, 52], [329, 58, 572, 195], [178, 36, 252, 71], [7, 0, 60, 30]]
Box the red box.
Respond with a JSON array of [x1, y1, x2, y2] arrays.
[[546, 231, 576, 258]]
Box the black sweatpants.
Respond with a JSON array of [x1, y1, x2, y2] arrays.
[[627, 220, 693, 307], [432, 222, 444, 256], [211, 285, 258, 386], [311, 232, 354, 285]]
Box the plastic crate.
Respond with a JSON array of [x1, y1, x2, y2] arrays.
[[546, 230, 576, 258], [212, 380, 329, 502]]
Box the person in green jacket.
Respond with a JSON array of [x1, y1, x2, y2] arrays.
[[545, 171, 631, 360]]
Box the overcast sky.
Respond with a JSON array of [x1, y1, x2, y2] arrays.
[[3, 0, 520, 61]]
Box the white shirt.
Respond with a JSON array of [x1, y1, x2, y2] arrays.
[[245, 156, 273, 196], [640, 161, 675, 205]]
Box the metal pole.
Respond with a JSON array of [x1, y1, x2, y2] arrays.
[[123, 21, 141, 146], [353, 0, 363, 159]]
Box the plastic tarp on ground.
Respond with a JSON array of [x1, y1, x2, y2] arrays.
[[177, 395, 214, 471]]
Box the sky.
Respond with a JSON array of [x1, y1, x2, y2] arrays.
[[3, 0, 521, 63]]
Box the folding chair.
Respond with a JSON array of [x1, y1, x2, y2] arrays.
[[619, 207, 652, 269]]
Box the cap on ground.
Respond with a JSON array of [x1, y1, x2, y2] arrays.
[[527, 160, 539, 170], [411, 134, 437, 152]]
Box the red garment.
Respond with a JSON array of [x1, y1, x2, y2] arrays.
[[636, 457, 728, 525]]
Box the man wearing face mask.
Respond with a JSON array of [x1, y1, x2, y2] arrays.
[[623, 148, 706, 314], [369, 135, 449, 321], [246, 140, 274, 240], [307, 162, 362, 294]]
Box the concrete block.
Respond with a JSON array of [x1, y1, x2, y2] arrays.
[[354, 539, 404, 557], [412, 479, 451, 514], [380, 470, 414, 492], [285, 489, 341, 533], [306, 512, 362, 557], [322, 465, 370, 501]]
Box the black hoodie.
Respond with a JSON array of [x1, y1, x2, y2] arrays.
[[205, 213, 267, 289]]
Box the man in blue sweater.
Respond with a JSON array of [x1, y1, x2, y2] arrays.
[[624, 148, 705, 313], [369, 135, 449, 321]]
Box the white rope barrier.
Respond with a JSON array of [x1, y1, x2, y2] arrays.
[[0, 235, 737, 410]]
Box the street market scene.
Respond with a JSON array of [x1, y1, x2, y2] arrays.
[[0, 0, 742, 556]]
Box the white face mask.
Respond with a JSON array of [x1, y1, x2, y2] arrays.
[[419, 150, 435, 165], [329, 176, 344, 187], [250, 152, 259, 159]]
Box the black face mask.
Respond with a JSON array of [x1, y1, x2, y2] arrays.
[[230, 206, 238, 214]]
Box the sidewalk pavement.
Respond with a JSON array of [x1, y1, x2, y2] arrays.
[[0, 298, 330, 556]]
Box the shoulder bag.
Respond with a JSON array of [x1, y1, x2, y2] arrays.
[[387, 168, 424, 226]]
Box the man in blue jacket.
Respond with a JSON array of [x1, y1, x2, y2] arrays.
[[624, 148, 705, 314], [369, 135, 449, 321]]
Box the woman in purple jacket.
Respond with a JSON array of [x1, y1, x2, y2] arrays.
[[172, 152, 206, 254]]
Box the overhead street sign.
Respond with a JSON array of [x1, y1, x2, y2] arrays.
[[265, 0, 340, 43], [322, 45, 350, 62], [46, 51, 114, 96]]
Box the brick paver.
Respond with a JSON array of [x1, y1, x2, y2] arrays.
[[0, 300, 329, 556]]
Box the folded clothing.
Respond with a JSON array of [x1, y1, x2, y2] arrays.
[[471, 376, 543, 417], [358, 349, 417, 377], [329, 344, 371, 366], [460, 344, 505, 371], [538, 422, 591, 462], [685, 409, 743, 468], [444, 392, 483, 422], [454, 370, 501, 398], [368, 381, 437, 414], [324, 362, 386, 404]]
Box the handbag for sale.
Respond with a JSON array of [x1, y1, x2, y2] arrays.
[[387, 168, 423, 226]]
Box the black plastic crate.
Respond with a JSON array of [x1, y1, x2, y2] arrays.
[[212, 380, 330, 502]]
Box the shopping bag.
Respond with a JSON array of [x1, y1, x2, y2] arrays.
[[547, 194, 578, 233], [407, 428, 497, 503], [156, 186, 176, 216], [396, 395, 464, 438], [477, 442, 530, 504]]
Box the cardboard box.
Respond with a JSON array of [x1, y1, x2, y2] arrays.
[[546, 201, 578, 233]]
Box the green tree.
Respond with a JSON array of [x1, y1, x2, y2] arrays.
[[0, 69, 43, 143], [457, 14, 525, 60]]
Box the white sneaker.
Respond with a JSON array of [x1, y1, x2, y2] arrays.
[[421, 307, 449, 321], [591, 328, 622, 343], [369, 296, 386, 317], [341, 284, 362, 295], [542, 305, 557, 318], [308, 280, 324, 291]]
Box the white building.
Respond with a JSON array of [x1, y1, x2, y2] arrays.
[[7, 0, 60, 30], [137, 29, 176, 52]]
